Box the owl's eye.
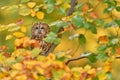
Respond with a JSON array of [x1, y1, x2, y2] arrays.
[[41, 27, 44, 29], [35, 27, 39, 29]]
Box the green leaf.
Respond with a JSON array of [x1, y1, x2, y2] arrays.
[[95, 19, 104, 26], [45, 32, 60, 45], [114, 19, 120, 26], [46, 4, 54, 13], [97, 45, 107, 51], [44, 0, 56, 4], [104, 7, 111, 13], [57, 7, 66, 15], [104, 22, 114, 28], [21, 0, 30, 3], [52, 70, 65, 80], [83, 22, 91, 29], [93, 77, 99, 80], [96, 53, 109, 62], [16, 56, 23, 62], [106, 72, 112, 80], [90, 25, 97, 34], [110, 38, 119, 45], [31, 48, 41, 57], [78, 34, 86, 45], [75, 2, 84, 10], [72, 15, 84, 28], [116, 6, 120, 11], [19, 5, 31, 16], [88, 53, 97, 63], [111, 46, 115, 54]]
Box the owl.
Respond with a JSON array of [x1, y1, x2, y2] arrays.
[[31, 22, 52, 56]]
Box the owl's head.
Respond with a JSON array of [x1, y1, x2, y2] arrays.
[[32, 22, 50, 38]]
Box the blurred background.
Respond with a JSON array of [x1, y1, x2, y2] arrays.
[[0, 0, 120, 79]]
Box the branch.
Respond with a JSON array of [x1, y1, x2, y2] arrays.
[[65, 53, 91, 65], [116, 56, 120, 59], [46, 0, 78, 55], [67, 0, 78, 16], [65, 56, 87, 65]]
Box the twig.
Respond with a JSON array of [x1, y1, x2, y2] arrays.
[[65, 56, 87, 65], [65, 53, 91, 65], [116, 56, 120, 59]]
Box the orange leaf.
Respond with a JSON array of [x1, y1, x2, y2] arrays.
[[90, 12, 97, 19], [98, 35, 108, 44], [30, 39, 40, 48], [36, 11, 44, 20], [14, 38, 23, 47], [115, 47, 120, 54], [83, 4, 89, 12]]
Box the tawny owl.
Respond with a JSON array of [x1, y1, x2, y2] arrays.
[[31, 22, 53, 56]]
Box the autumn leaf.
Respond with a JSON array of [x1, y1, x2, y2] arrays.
[[14, 38, 24, 47], [89, 12, 97, 19], [98, 35, 109, 44], [27, 2, 36, 8], [35, 66, 44, 75], [13, 32, 25, 38], [30, 9, 36, 17], [36, 11, 44, 19], [21, 26, 26, 33], [30, 39, 40, 48], [12, 63, 23, 70], [115, 47, 120, 54], [63, 3, 70, 9], [0, 46, 8, 52], [16, 19, 24, 25], [83, 4, 89, 12]]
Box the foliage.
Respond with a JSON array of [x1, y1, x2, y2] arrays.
[[0, 0, 120, 80]]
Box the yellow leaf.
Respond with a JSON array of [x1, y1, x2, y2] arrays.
[[10, 71, 18, 78], [21, 26, 26, 33], [30, 9, 36, 17], [63, 3, 70, 9], [84, 65, 91, 71], [16, 75, 27, 80], [36, 11, 44, 20], [5, 35, 13, 40], [14, 38, 23, 47], [32, 71, 38, 79], [98, 72, 107, 80], [56, 0, 62, 5], [35, 66, 44, 75], [27, 2, 36, 8], [87, 68, 96, 74], [1, 6, 8, 10], [13, 32, 25, 38], [12, 63, 23, 70]]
